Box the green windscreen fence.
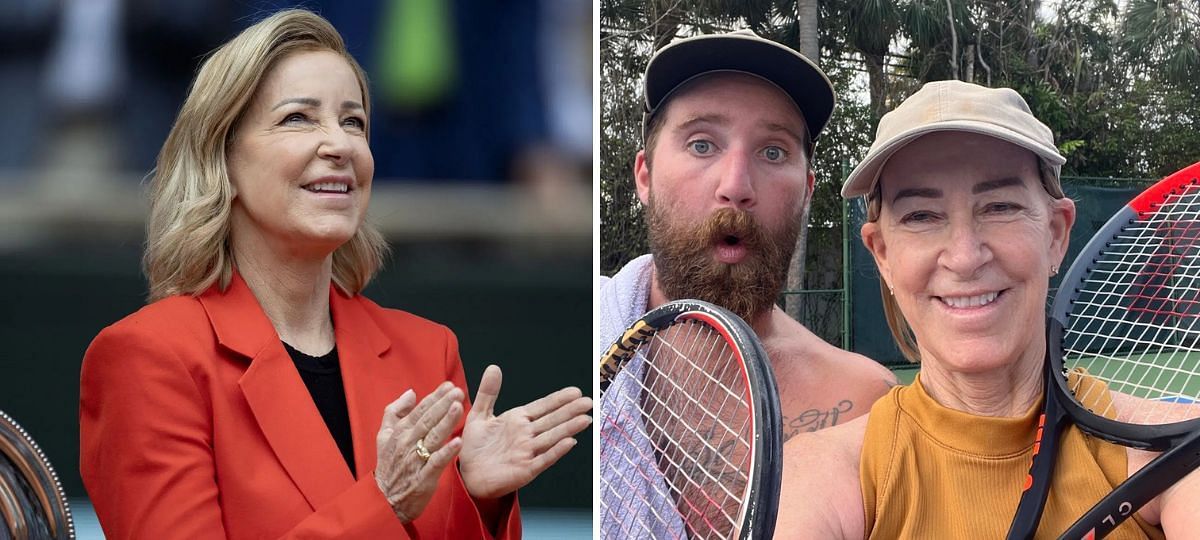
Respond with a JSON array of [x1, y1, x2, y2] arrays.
[[849, 181, 1153, 366]]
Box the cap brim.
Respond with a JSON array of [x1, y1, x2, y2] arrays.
[[645, 33, 835, 142], [841, 121, 1068, 198]]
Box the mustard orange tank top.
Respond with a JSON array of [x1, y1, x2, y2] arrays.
[[859, 374, 1164, 540]]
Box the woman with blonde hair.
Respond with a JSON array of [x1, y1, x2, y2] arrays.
[[79, 9, 591, 538]]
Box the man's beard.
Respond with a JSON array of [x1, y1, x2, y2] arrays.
[[647, 200, 800, 323]]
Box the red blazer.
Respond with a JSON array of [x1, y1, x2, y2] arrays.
[[80, 273, 520, 539]]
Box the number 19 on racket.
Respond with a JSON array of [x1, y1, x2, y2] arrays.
[[1007, 162, 1200, 539], [598, 300, 782, 539]]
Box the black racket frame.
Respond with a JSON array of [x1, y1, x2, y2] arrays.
[[1007, 196, 1200, 540]]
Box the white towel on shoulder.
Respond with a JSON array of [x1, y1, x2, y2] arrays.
[[595, 253, 654, 359]]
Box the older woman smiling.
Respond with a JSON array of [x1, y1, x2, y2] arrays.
[[774, 80, 1199, 539]]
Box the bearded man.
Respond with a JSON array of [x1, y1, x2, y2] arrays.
[[598, 29, 896, 439], [597, 30, 897, 538]]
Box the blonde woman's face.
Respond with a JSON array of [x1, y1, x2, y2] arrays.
[[227, 49, 372, 256]]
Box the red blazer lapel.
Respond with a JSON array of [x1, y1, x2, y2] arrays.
[[198, 273, 355, 510], [329, 288, 403, 481]]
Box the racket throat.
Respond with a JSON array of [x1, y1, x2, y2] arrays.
[[1006, 350, 1070, 540]]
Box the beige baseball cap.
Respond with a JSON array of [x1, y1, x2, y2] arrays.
[[642, 29, 835, 152], [841, 80, 1065, 198]]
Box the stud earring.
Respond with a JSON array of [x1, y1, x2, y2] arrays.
[[1051, 265, 1059, 276]]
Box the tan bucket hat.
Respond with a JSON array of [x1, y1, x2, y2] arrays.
[[841, 80, 1065, 198]]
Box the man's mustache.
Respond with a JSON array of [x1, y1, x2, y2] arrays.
[[700, 208, 765, 249]]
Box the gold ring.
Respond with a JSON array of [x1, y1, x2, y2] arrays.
[[414, 439, 432, 462]]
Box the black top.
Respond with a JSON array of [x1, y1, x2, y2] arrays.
[[282, 341, 356, 476]]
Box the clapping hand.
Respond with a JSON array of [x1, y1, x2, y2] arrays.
[[459, 365, 593, 499], [374, 382, 465, 521]]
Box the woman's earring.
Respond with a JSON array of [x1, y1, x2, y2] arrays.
[[1051, 265, 1059, 276]]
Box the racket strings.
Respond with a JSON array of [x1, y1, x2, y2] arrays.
[[644, 325, 752, 462], [1121, 194, 1200, 415], [601, 336, 697, 539], [1070, 224, 1200, 421], [600, 426, 687, 538], [644, 322, 752, 537], [602, 358, 745, 538], [1065, 181, 1200, 425], [599, 318, 755, 539], [637, 326, 750, 510], [600, 373, 686, 539]]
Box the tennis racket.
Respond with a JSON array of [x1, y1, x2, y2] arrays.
[[598, 299, 782, 539], [1007, 161, 1200, 540], [0, 409, 74, 540]]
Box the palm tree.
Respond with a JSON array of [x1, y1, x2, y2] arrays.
[[781, 0, 821, 321], [1120, 0, 1200, 86]]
